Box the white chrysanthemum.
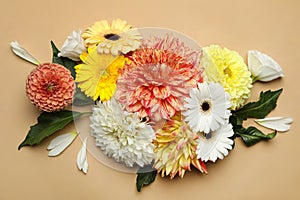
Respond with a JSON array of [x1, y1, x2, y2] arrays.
[[196, 123, 234, 162], [90, 98, 155, 167], [58, 30, 86, 61], [98, 28, 142, 56], [183, 82, 231, 134]]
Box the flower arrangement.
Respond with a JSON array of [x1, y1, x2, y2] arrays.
[[11, 18, 293, 192]]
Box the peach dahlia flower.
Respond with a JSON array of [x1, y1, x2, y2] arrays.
[[116, 48, 202, 122], [26, 63, 75, 112]]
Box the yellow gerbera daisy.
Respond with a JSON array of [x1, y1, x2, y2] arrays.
[[201, 45, 252, 109], [81, 19, 141, 56], [82, 18, 131, 48], [75, 47, 125, 101]]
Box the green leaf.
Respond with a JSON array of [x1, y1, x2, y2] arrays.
[[18, 110, 88, 150], [73, 85, 94, 106], [235, 126, 277, 147], [51, 41, 77, 78], [229, 115, 243, 126], [234, 89, 283, 120], [136, 164, 157, 192]]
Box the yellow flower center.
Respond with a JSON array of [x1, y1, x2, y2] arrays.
[[223, 66, 232, 77]]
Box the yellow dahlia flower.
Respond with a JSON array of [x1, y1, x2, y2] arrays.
[[75, 47, 125, 101], [153, 113, 207, 179], [202, 45, 252, 109]]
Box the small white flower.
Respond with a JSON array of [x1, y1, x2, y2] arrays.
[[248, 50, 283, 82], [183, 82, 231, 134], [255, 117, 293, 132], [77, 137, 88, 174], [90, 98, 155, 167], [47, 132, 77, 156], [196, 123, 234, 162], [98, 28, 142, 56], [10, 41, 40, 65], [58, 30, 86, 61]]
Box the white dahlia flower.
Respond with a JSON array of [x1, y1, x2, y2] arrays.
[[90, 98, 155, 167]]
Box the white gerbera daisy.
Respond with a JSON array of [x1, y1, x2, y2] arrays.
[[98, 28, 142, 56], [182, 82, 231, 134], [90, 98, 155, 167], [196, 123, 234, 162]]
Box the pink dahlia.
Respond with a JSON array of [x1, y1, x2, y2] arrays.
[[26, 63, 75, 112], [143, 33, 201, 67], [116, 48, 202, 121]]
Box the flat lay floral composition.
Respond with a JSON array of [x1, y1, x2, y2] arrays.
[[11, 18, 293, 191]]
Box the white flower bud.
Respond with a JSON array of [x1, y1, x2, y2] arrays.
[[248, 50, 283, 82], [58, 30, 86, 61]]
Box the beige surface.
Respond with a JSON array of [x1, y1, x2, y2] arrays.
[[1, 0, 300, 199]]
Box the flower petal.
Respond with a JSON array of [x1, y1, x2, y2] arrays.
[[77, 137, 88, 174], [47, 132, 77, 157], [10, 41, 40, 65], [255, 117, 293, 132]]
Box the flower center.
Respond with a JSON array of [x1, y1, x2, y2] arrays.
[[47, 83, 56, 91], [201, 101, 211, 112], [205, 132, 212, 139], [224, 67, 232, 77], [104, 33, 121, 41]]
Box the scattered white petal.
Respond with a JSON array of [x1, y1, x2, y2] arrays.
[[10, 41, 40, 65], [255, 117, 293, 132], [248, 50, 283, 82], [58, 30, 86, 61], [196, 123, 234, 162], [77, 137, 88, 174], [47, 132, 78, 157]]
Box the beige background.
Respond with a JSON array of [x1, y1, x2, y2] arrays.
[[1, 0, 300, 199]]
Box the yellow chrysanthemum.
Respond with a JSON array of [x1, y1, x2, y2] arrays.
[[75, 47, 125, 101], [153, 113, 207, 179], [82, 18, 131, 48], [201, 45, 252, 109]]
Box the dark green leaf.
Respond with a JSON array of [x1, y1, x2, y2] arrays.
[[51, 41, 77, 78], [18, 110, 88, 150], [235, 126, 277, 147], [234, 89, 283, 120], [73, 85, 94, 106], [229, 115, 243, 126], [136, 164, 157, 192]]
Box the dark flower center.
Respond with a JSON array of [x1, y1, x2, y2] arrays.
[[201, 101, 210, 112], [104, 33, 121, 41]]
